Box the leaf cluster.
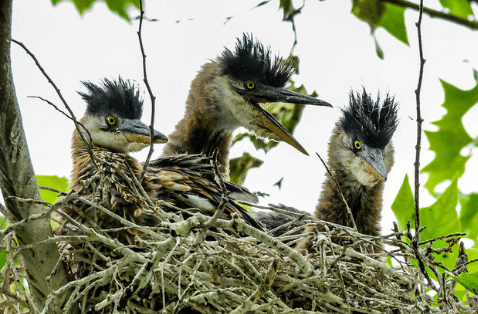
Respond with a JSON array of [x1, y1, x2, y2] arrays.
[[392, 75, 478, 297]]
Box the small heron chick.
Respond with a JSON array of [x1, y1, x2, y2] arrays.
[[57, 77, 264, 241], [296, 89, 398, 252], [162, 33, 332, 178], [59, 78, 168, 242]]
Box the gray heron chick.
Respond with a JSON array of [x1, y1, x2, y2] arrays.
[[294, 89, 399, 251], [163, 34, 332, 178]]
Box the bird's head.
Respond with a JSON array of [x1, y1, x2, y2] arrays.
[[335, 89, 398, 187], [77, 78, 168, 154], [209, 33, 332, 155]]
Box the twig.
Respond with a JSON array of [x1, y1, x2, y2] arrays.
[[316, 152, 358, 232], [381, 0, 478, 30], [137, 0, 157, 181], [413, 0, 425, 241], [38, 185, 67, 196], [0, 202, 6, 216], [12, 39, 98, 169], [28, 96, 93, 144], [204, 148, 229, 229]]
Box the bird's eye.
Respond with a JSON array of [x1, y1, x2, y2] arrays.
[[106, 116, 116, 126], [354, 141, 362, 150], [245, 80, 255, 90]]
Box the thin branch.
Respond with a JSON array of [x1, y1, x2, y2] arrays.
[[382, 0, 478, 30], [28, 96, 93, 144], [137, 0, 157, 181], [413, 0, 425, 241], [204, 148, 230, 229], [38, 185, 67, 196], [11, 39, 97, 169], [316, 152, 358, 232]]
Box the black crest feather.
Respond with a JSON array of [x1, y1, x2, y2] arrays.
[[342, 88, 398, 148], [79, 77, 143, 120], [218, 33, 295, 87]]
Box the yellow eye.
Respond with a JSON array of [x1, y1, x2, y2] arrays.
[[354, 141, 362, 150], [107, 116, 116, 125], [245, 81, 255, 90]]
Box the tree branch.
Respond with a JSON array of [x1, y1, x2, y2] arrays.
[[137, 0, 157, 181], [414, 0, 425, 240], [382, 0, 478, 30], [12, 39, 98, 170], [0, 1, 72, 311]]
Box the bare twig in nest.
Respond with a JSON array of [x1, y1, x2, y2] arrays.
[[316, 152, 358, 232], [12, 39, 97, 169], [137, 0, 157, 181]]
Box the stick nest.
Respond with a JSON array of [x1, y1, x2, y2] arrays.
[[2, 197, 477, 314]]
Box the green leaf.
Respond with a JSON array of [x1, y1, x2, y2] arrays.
[[229, 152, 264, 185], [420, 179, 460, 272], [373, 35, 384, 60], [0, 216, 9, 230], [36, 175, 69, 204], [377, 4, 409, 45], [51, 0, 139, 21], [465, 248, 478, 273], [420, 179, 460, 243], [439, 0, 473, 19], [352, 0, 385, 29], [454, 272, 478, 295], [352, 1, 409, 58], [391, 174, 415, 232], [421, 79, 478, 194], [0, 249, 6, 270], [459, 193, 478, 244]]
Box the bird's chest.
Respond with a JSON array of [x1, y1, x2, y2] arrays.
[[341, 181, 373, 219]]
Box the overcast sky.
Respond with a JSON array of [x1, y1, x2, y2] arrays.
[[5, 0, 478, 233]]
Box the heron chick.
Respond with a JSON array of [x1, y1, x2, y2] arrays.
[[163, 33, 332, 178], [57, 78, 264, 243], [296, 89, 398, 251]]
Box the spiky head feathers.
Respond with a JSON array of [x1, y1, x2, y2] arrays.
[[342, 89, 398, 149], [79, 77, 143, 120], [218, 33, 295, 88]]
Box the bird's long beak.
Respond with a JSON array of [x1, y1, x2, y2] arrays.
[[248, 85, 332, 156], [120, 119, 168, 145], [250, 85, 332, 107], [357, 145, 387, 182]]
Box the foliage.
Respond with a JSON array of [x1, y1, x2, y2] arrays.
[[455, 272, 478, 295], [0, 217, 8, 271], [36, 175, 69, 205], [229, 152, 263, 185], [348, 0, 476, 58], [391, 72, 478, 298], [421, 79, 478, 194], [51, 0, 139, 21]]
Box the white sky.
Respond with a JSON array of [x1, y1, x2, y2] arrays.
[[5, 0, 478, 233]]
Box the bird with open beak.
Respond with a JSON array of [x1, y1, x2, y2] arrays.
[[162, 33, 332, 178]]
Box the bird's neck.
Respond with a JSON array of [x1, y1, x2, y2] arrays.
[[70, 130, 143, 191], [162, 62, 235, 179], [315, 132, 384, 236]]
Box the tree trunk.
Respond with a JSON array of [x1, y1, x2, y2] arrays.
[[0, 0, 71, 311]]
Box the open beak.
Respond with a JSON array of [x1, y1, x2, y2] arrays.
[[248, 85, 332, 156], [120, 119, 168, 145], [357, 144, 387, 182]]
